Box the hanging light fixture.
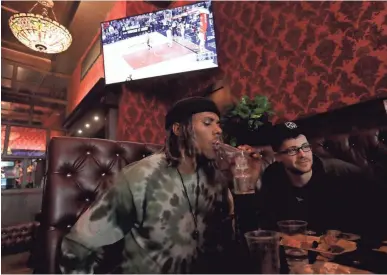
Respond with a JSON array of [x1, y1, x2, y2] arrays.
[[8, 0, 72, 54]]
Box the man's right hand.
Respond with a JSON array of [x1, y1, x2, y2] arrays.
[[237, 145, 262, 161], [236, 144, 262, 185]]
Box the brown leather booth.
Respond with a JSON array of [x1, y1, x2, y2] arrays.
[[34, 127, 387, 273], [1, 221, 39, 256], [34, 137, 162, 273]]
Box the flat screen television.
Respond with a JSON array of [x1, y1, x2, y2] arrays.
[[101, 1, 218, 85]]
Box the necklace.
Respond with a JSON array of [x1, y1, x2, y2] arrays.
[[176, 168, 200, 240]]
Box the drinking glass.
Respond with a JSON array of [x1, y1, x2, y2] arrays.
[[244, 230, 280, 274], [233, 150, 255, 194], [213, 141, 258, 195], [277, 220, 308, 261]]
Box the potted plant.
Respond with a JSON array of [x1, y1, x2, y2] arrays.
[[221, 95, 275, 146]]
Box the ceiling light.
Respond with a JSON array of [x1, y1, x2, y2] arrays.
[[78, 130, 82, 134], [85, 123, 90, 128], [94, 116, 99, 121], [8, 0, 72, 54]]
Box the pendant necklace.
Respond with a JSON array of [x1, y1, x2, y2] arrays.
[[176, 168, 200, 241]]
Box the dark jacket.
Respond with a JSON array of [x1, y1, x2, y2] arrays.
[[252, 155, 386, 238]]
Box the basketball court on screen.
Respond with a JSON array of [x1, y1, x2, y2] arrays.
[[102, 31, 217, 83], [123, 32, 194, 70]]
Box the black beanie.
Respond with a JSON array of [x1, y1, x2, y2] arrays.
[[165, 97, 220, 129], [270, 121, 304, 152]]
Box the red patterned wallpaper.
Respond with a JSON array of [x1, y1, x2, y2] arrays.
[[117, 1, 387, 144], [7, 127, 46, 151], [1, 127, 64, 155]]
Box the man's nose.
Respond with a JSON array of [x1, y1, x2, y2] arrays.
[[297, 148, 306, 157], [214, 124, 222, 136]]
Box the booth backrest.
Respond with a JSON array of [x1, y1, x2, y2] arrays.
[[35, 137, 162, 273]]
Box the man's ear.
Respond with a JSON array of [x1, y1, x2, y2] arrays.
[[172, 123, 180, 136]]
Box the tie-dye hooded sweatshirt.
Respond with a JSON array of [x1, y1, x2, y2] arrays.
[[60, 153, 230, 274]]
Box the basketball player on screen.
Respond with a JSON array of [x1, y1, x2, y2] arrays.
[[171, 20, 178, 40], [179, 18, 186, 40], [166, 20, 173, 48], [186, 6, 209, 53], [146, 20, 152, 50], [198, 11, 208, 53]]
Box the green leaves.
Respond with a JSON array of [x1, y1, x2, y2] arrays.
[[221, 95, 275, 145], [226, 95, 274, 122]]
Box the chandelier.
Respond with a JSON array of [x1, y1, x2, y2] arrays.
[[8, 0, 72, 54]]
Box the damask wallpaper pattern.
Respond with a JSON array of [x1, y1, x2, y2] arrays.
[[117, 1, 387, 144]]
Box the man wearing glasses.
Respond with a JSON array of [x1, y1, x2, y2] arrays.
[[240, 122, 379, 236]]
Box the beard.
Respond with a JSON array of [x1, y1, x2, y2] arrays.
[[286, 157, 312, 175]]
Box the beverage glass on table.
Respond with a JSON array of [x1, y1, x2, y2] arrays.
[[213, 141, 260, 195], [244, 230, 280, 274], [277, 220, 309, 261]]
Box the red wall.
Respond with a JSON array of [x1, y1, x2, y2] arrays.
[[67, 1, 127, 114], [117, 1, 387, 144], [71, 1, 387, 144]]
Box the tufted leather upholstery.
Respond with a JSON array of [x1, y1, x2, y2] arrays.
[[35, 127, 387, 273], [1, 222, 40, 255], [34, 137, 162, 274]]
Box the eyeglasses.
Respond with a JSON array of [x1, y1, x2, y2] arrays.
[[277, 144, 312, 156]]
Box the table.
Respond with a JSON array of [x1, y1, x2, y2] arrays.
[[279, 237, 387, 274], [229, 236, 387, 274]]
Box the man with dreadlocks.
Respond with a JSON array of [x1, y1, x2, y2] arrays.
[[59, 97, 234, 274]]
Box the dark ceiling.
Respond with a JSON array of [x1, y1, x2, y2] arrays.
[[1, 1, 115, 129]]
